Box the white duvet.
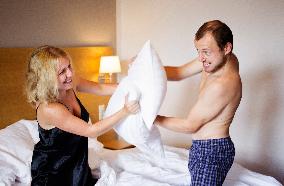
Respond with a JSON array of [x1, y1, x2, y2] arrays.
[[0, 120, 282, 186]]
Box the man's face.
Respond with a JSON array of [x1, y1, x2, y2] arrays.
[[194, 33, 227, 73]]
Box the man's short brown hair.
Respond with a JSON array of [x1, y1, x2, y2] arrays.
[[195, 20, 233, 51]]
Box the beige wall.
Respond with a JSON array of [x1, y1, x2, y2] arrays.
[[116, 0, 284, 183], [0, 0, 116, 48]]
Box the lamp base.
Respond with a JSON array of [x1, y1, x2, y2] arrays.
[[98, 73, 117, 83]]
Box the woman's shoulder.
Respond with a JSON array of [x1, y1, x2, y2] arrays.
[[37, 102, 71, 128], [39, 101, 66, 109]]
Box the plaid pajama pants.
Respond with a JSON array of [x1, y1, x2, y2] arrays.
[[188, 137, 235, 186]]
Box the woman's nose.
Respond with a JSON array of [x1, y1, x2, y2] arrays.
[[66, 68, 72, 77]]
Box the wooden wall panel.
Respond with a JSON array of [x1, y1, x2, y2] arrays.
[[0, 47, 113, 128]]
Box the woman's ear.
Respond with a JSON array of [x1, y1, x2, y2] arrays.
[[224, 42, 232, 55]]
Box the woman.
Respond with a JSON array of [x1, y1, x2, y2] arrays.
[[25, 46, 139, 186]]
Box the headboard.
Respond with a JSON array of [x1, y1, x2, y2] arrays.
[[0, 47, 113, 129]]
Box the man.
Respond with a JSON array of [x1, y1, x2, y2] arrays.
[[155, 20, 242, 185]]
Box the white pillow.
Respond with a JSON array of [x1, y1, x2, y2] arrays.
[[0, 120, 39, 185], [0, 119, 105, 185], [128, 41, 167, 129], [104, 40, 167, 157]]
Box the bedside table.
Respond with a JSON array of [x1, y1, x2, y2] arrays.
[[98, 129, 135, 150], [103, 138, 135, 150]]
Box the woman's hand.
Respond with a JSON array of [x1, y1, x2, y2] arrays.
[[123, 94, 140, 114]]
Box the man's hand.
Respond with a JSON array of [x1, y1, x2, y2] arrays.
[[127, 55, 137, 68]]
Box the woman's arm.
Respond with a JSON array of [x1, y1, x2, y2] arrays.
[[38, 96, 139, 138]]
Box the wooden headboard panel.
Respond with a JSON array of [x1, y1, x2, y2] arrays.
[[0, 47, 113, 129]]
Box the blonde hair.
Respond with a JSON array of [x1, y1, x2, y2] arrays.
[[25, 46, 72, 106]]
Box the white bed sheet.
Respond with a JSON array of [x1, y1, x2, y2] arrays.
[[0, 120, 282, 186]]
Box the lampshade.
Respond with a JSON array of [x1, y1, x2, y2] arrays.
[[99, 56, 121, 74]]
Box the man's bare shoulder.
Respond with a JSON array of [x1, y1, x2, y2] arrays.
[[221, 53, 241, 86], [204, 79, 227, 97], [229, 53, 240, 72], [207, 75, 241, 105], [202, 74, 239, 103]]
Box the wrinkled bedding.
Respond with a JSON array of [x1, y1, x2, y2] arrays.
[[0, 120, 282, 186]]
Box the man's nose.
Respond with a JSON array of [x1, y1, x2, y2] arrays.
[[199, 54, 206, 62]]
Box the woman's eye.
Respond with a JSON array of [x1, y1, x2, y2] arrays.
[[59, 69, 65, 75]]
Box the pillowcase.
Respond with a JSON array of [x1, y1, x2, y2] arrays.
[[0, 119, 105, 185], [0, 119, 39, 185], [128, 41, 167, 129], [103, 40, 167, 157]]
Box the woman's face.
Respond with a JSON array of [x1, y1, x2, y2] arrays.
[[57, 57, 73, 91]]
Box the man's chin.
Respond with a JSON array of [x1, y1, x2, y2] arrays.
[[203, 67, 212, 73]]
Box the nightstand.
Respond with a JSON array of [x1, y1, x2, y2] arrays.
[[98, 129, 135, 150], [103, 138, 135, 150]]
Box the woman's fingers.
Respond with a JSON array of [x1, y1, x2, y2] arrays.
[[125, 93, 129, 104]]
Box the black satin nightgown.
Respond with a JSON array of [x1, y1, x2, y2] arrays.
[[31, 96, 97, 186]]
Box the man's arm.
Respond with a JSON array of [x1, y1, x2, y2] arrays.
[[75, 77, 117, 96], [156, 81, 229, 133], [165, 58, 202, 81]]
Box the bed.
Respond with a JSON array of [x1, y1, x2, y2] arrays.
[[0, 47, 282, 186], [0, 119, 282, 186]]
